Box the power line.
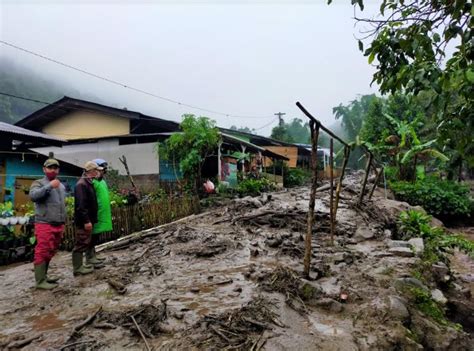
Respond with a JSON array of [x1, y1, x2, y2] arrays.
[[254, 117, 278, 131], [0, 40, 274, 120]]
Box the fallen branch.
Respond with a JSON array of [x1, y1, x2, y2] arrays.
[[208, 279, 234, 287], [71, 306, 102, 335], [96, 212, 208, 252], [7, 335, 41, 349], [131, 315, 152, 351]]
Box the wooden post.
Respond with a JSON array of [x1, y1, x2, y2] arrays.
[[329, 138, 334, 246], [334, 146, 350, 217], [368, 166, 383, 200], [358, 153, 373, 205], [304, 120, 320, 278], [217, 140, 222, 182]]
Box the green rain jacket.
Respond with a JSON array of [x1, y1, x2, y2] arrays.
[[92, 178, 113, 234]]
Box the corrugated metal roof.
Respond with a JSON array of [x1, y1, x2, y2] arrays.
[[0, 121, 66, 144]]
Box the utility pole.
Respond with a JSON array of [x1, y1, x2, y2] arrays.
[[274, 112, 286, 126]]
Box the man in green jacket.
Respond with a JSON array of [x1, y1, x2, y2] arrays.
[[85, 158, 112, 267]]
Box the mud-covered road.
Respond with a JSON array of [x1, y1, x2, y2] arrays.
[[1, 178, 473, 350]]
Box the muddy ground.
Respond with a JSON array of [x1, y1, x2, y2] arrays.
[[1, 174, 473, 350]]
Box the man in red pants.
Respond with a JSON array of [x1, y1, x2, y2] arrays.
[[30, 158, 67, 290]]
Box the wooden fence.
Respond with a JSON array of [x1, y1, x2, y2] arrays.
[[61, 195, 200, 250]]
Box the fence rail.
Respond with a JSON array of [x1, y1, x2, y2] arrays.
[[0, 195, 200, 264]]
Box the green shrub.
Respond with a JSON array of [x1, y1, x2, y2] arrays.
[[284, 168, 311, 188], [398, 210, 474, 260], [390, 178, 472, 220], [236, 178, 276, 196]]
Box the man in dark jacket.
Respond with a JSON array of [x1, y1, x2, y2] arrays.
[[72, 161, 102, 276], [30, 158, 66, 290]]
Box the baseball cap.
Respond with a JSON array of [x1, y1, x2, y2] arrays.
[[92, 158, 108, 167], [44, 159, 60, 168], [84, 161, 104, 172]]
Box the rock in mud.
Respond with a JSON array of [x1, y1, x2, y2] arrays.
[[389, 247, 415, 257], [388, 296, 410, 321], [432, 262, 450, 283], [354, 226, 376, 242], [394, 277, 428, 292], [431, 289, 448, 305], [388, 240, 410, 248], [408, 238, 424, 256]]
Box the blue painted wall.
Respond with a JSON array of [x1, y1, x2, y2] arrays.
[[1, 156, 78, 203], [159, 160, 182, 181]]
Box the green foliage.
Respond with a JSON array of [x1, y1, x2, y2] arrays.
[[109, 191, 129, 208], [270, 118, 311, 144], [236, 178, 276, 196], [284, 168, 311, 188], [398, 210, 432, 240], [159, 114, 220, 192], [338, 0, 474, 170], [65, 196, 75, 217], [391, 178, 472, 219], [398, 210, 474, 259], [408, 287, 447, 325]]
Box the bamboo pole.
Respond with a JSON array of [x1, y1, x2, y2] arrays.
[[358, 153, 373, 205], [368, 166, 383, 200], [304, 120, 320, 278], [334, 146, 350, 217], [329, 138, 335, 246]]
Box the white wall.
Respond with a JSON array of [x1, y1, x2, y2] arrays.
[[32, 139, 160, 176]]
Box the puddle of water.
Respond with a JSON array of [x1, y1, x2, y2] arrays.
[[27, 312, 66, 331]]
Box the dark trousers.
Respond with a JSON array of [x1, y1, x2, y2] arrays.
[[73, 227, 92, 253]]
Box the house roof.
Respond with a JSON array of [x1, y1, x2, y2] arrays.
[[15, 96, 180, 133], [221, 133, 289, 161], [0, 122, 66, 147]]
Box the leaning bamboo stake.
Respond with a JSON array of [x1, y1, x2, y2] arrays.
[[368, 166, 383, 200], [329, 138, 335, 246], [333, 146, 350, 217], [358, 153, 373, 205], [304, 120, 320, 278]]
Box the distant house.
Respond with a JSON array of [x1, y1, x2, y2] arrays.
[[221, 129, 312, 169], [0, 122, 82, 210], [15, 97, 181, 187]]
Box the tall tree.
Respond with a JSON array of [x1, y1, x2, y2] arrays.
[[332, 0, 474, 172]]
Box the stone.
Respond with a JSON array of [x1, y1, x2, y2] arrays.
[[394, 277, 428, 292], [389, 247, 415, 257], [387, 240, 410, 248], [432, 262, 450, 282], [408, 238, 424, 256], [384, 229, 392, 239], [354, 226, 375, 242], [388, 296, 410, 321], [431, 289, 448, 305]]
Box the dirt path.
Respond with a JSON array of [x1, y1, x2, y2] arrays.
[[0, 180, 472, 350]]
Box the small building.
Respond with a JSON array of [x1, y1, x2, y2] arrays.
[[0, 122, 81, 211], [16, 96, 181, 189]]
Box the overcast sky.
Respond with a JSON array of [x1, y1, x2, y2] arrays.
[[1, 0, 379, 135]]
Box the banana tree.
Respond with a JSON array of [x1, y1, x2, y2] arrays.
[[384, 114, 448, 180]]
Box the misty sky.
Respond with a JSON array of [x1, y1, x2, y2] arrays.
[[1, 1, 379, 135]]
